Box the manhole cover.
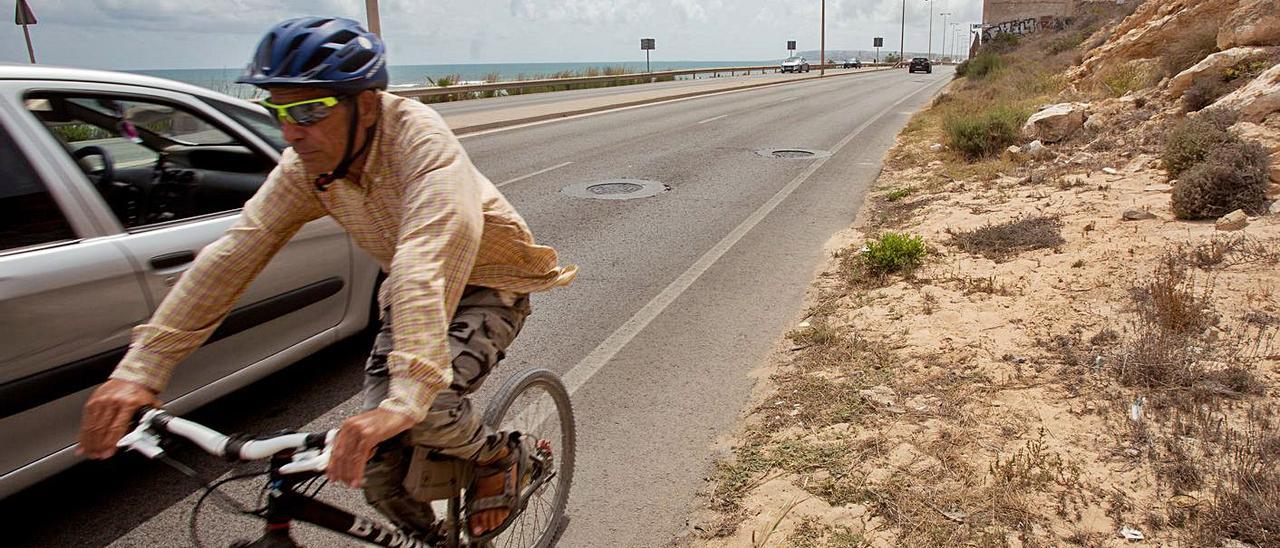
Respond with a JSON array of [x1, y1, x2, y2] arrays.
[[588, 182, 645, 195], [755, 148, 832, 160], [561, 179, 668, 200]]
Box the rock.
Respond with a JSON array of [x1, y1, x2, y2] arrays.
[[1218, 0, 1280, 49], [1123, 209, 1157, 221], [1023, 102, 1090, 144], [1211, 63, 1280, 123], [1169, 47, 1280, 97], [1025, 140, 1049, 158], [1271, 200, 1280, 215], [858, 386, 897, 408], [1144, 184, 1174, 192], [1069, 0, 1238, 84], [1102, 167, 1120, 175], [1007, 145, 1022, 155], [1216, 209, 1249, 230], [1269, 182, 1280, 197], [1272, 163, 1280, 185], [930, 143, 944, 152]]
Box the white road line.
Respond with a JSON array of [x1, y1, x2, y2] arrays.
[[496, 161, 574, 188], [558, 77, 946, 397], [696, 114, 729, 125], [774, 96, 798, 105], [457, 68, 902, 140]]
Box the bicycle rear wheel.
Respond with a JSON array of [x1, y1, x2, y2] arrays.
[[480, 368, 575, 548]]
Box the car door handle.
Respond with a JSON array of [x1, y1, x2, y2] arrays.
[[150, 251, 195, 270]]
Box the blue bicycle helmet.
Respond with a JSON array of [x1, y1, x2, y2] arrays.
[[238, 17, 388, 93]]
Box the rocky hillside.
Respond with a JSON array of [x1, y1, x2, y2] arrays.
[[673, 1, 1280, 547]]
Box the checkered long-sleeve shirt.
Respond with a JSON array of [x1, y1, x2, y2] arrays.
[[109, 93, 577, 422]]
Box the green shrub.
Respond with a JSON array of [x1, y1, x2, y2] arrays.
[[1099, 65, 1151, 97], [1044, 33, 1086, 56], [885, 188, 914, 202], [1171, 140, 1271, 219], [862, 232, 927, 276], [1183, 76, 1238, 112], [1183, 56, 1279, 112], [954, 59, 970, 79], [983, 32, 1020, 54], [943, 106, 1027, 160], [1158, 22, 1219, 78], [964, 52, 1004, 80], [1162, 111, 1238, 176]]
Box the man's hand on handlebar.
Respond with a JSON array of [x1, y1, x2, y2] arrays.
[[328, 409, 414, 488], [78, 379, 163, 459]]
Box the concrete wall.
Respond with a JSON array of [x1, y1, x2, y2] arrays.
[[983, 0, 1076, 25]]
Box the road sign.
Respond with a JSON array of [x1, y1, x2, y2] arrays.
[[874, 37, 883, 47], [640, 38, 655, 50], [15, 0, 36, 64], [15, 0, 35, 25], [787, 40, 796, 51]]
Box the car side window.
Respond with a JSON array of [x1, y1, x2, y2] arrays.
[[0, 122, 76, 253], [26, 93, 277, 230]]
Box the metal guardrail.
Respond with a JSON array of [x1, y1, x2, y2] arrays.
[[392, 63, 890, 102]]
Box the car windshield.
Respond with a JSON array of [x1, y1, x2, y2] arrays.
[[784, 57, 801, 62], [913, 58, 929, 62]]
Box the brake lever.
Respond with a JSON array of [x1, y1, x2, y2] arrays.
[[117, 408, 165, 459], [276, 430, 337, 475]]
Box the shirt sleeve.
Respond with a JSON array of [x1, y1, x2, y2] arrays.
[[377, 131, 484, 422], [110, 160, 325, 392]]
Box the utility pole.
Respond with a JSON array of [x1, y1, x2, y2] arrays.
[[820, 0, 826, 76], [898, 0, 905, 65], [364, 0, 381, 36]]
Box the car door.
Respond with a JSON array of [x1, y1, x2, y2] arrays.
[[15, 81, 354, 407], [0, 102, 153, 490]]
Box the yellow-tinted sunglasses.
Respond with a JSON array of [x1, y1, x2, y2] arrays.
[[257, 96, 344, 126]]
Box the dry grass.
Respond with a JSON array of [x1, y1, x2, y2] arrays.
[[947, 216, 1065, 262]]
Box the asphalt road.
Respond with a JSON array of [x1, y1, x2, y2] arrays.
[[4, 66, 950, 547]]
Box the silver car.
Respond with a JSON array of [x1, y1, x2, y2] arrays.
[[0, 66, 381, 499], [780, 56, 811, 73]]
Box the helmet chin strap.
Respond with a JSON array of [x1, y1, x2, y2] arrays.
[[315, 97, 377, 191]]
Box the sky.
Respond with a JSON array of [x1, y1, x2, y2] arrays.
[[0, 0, 983, 70]]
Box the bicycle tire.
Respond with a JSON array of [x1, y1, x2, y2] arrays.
[[479, 368, 575, 548]]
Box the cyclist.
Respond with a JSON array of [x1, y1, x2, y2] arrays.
[[76, 16, 576, 541]]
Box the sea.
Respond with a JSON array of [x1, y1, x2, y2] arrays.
[[131, 60, 771, 98]]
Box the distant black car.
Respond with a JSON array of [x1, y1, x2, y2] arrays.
[[842, 59, 862, 69], [908, 57, 932, 74]]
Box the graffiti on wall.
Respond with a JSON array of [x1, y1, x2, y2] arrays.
[[982, 16, 1067, 41]]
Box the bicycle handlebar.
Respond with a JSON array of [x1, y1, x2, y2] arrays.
[[118, 408, 337, 474]]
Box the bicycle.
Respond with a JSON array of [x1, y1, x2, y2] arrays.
[[117, 368, 574, 548]]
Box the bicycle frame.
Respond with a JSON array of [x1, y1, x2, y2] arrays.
[[241, 453, 454, 548]]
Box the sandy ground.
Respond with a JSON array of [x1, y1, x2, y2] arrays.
[[671, 102, 1280, 547]]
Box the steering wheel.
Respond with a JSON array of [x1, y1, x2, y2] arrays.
[[72, 145, 115, 187]]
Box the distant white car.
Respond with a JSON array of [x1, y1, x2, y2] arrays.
[[780, 56, 811, 73], [0, 65, 382, 499]]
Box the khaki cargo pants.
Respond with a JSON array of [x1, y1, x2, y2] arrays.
[[361, 286, 531, 533]]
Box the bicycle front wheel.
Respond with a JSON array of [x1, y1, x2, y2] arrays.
[[481, 368, 575, 548]]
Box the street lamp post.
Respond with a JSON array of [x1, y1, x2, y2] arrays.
[[925, 0, 933, 62], [899, 0, 906, 65], [820, 0, 826, 76], [939, 12, 951, 63]]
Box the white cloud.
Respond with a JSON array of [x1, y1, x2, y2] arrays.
[[2, 0, 985, 69]]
